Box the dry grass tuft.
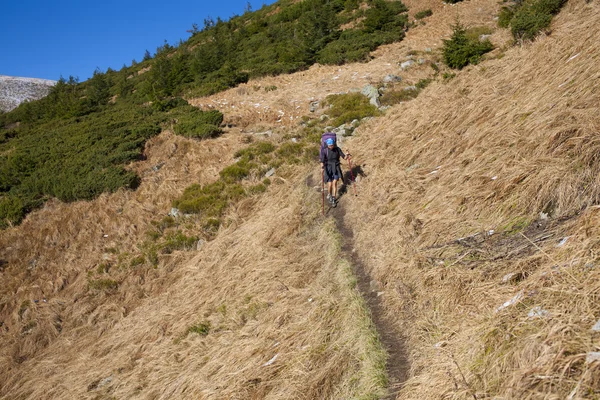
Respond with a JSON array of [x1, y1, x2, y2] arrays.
[[343, 0, 600, 397]]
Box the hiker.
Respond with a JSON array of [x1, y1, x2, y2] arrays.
[[320, 138, 350, 205]]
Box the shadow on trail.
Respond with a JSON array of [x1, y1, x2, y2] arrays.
[[307, 168, 410, 399]]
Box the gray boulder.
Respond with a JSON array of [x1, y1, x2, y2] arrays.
[[383, 74, 402, 84], [400, 60, 415, 70], [361, 85, 380, 107], [309, 100, 320, 112]]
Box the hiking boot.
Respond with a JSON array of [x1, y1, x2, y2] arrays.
[[331, 196, 337, 204]]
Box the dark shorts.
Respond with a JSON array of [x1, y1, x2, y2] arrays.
[[324, 165, 340, 183]]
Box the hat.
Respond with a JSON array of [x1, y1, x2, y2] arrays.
[[326, 138, 334, 146]]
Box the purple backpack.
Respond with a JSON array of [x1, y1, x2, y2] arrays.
[[320, 132, 337, 161]]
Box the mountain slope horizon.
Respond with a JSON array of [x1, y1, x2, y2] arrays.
[[0, 75, 56, 112]]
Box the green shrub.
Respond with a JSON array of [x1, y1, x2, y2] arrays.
[[220, 164, 250, 183], [276, 142, 305, 158], [204, 218, 221, 232], [130, 255, 145, 267], [499, 0, 567, 41], [249, 183, 267, 195], [161, 231, 198, 253], [465, 26, 493, 42], [379, 87, 419, 106], [89, 278, 119, 291], [173, 181, 245, 216], [188, 321, 210, 336], [325, 93, 380, 126], [415, 9, 433, 20], [173, 109, 223, 140], [443, 23, 494, 69], [416, 78, 433, 90], [0, 196, 24, 228], [498, 6, 516, 28]]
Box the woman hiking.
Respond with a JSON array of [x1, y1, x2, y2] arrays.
[[320, 138, 350, 206]]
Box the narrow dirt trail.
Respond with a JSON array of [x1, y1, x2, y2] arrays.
[[309, 173, 410, 399], [332, 201, 410, 399]]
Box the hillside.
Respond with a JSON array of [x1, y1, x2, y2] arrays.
[[1, 0, 600, 399], [0, 75, 56, 112]]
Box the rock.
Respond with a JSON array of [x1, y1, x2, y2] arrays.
[[27, 259, 38, 271], [383, 74, 402, 84], [479, 34, 492, 42], [586, 352, 600, 364], [425, 48, 432, 53], [539, 212, 549, 220], [404, 85, 418, 91], [350, 119, 360, 128], [400, 60, 415, 70], [0, 75, 57, 112], [379, 106, 391, 111], [168, 143, 178, 157], [265, 168, 276, 178], [592, 319, 600, 332], [496, 290, 524, 312], [169, 208, 181, 218], [152, 162, 165, 172], [263, 354, 278, 366], [527, 306, 550, 319], [501, 272, 524, 284], [255, 130, 273, 137], [369, 280, 382, 292], [417, 58, 426, 65], [309, 100, 320, 112], [196, 239, 205, 251], [97, 376, 113, 389], [320, 114, 329, 121], [361, 85, 380, 107], [291, 138, 297, 143], [556, 236, 571, 247]]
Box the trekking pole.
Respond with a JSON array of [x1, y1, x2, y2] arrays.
[[347, 156, 357, 196], [321, 167, 325, 215]]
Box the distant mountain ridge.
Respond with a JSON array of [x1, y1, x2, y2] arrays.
[[0, 75, 56, 112]]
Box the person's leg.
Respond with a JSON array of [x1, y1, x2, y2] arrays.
[[328, 181, 333, 197], [333, 179, 338, 199]]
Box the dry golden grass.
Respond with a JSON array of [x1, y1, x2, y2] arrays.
[[342, 0, 600, 398], [2, 0, 599, 398], [0, 166, 389, 399]]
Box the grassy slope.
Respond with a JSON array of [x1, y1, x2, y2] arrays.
[[345, 0, 600, 397], [1, 0, 599, 398]]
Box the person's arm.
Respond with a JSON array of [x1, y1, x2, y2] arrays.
[[345, 149, 352, 160], [338, 147, 346, 160]]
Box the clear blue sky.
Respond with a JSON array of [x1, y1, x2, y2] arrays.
[[1, 0, 277, 82]]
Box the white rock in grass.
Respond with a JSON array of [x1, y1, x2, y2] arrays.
[[586, 352, 600, 364], [527, 306, 550, 319], [592, 319, 600, 332], [263, 354, 278, 366], [383, 74, 402, 84], [369, 280, 382, 292], [265, 168, 276, 178], [556, 236, 571, 247], [501, 272, 520, 284], [196, 240, 205, 251], [400, 60, 415, 70], [496, 290, 524, 312], [169, 208, 180, 218]]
